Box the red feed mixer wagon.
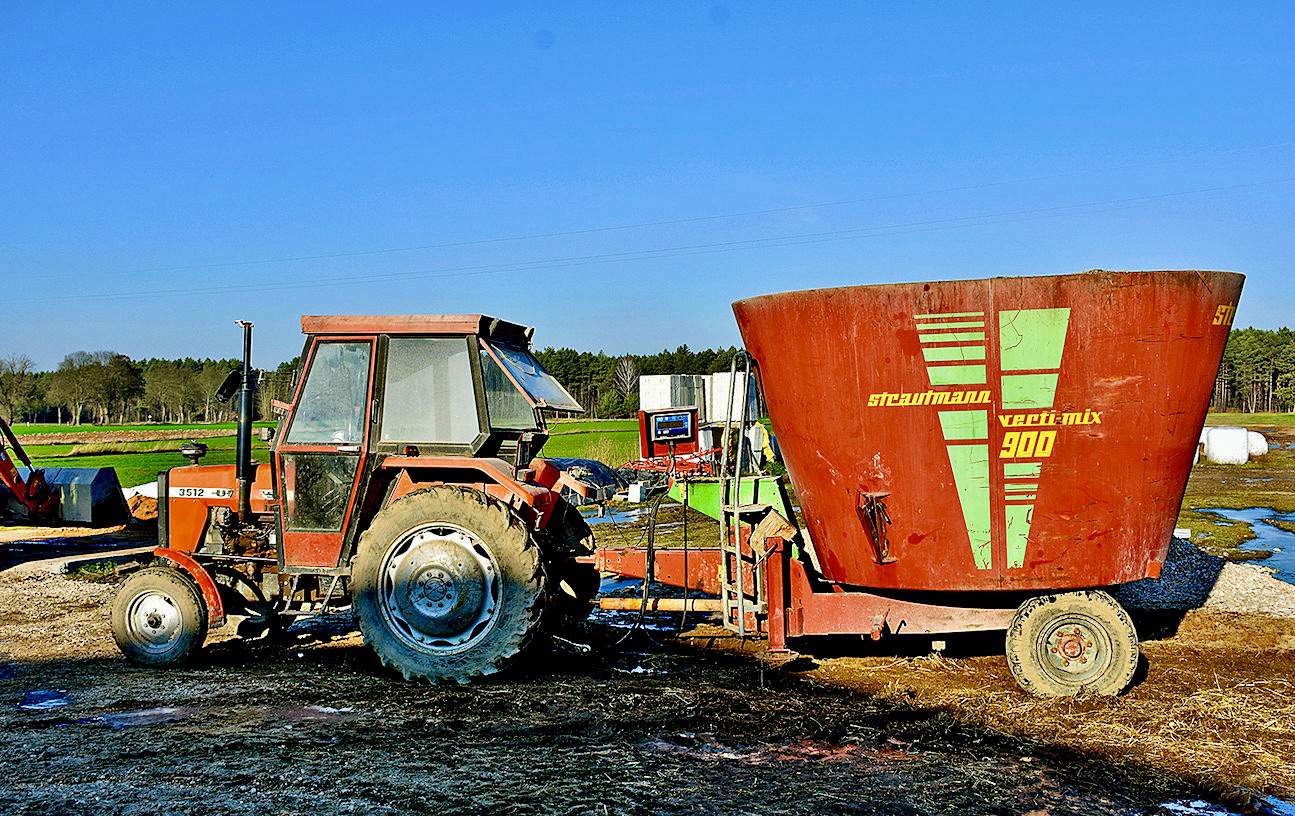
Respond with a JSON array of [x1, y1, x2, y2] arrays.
[[605, 269, 1243, 696], [750, 269, 1243, 693]]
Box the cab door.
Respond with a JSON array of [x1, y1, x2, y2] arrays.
[[275, 338, 375, 568]]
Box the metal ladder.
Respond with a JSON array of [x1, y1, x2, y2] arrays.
[[717, 352, 766, 636]]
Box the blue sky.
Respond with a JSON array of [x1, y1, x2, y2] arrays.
[[3, 3, 1293, 368]]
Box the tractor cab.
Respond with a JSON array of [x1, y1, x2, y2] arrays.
[[265, 314, 583, 569], [127, 314, 596, 684]]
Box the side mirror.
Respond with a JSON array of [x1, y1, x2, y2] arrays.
[[258, 426, 276, 443], [215, 369, 242, 402]]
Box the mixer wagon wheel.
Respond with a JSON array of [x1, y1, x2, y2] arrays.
[[110, 566, 209, 667], [1006, 590, 1139, 698], [351, 486, 544, 684]]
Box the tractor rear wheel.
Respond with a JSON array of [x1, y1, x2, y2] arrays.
[[111, 566, 209, 666], [1005, 590, 1139, 698], [352, 486, 544, 683]]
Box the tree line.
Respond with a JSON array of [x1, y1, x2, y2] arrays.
[[0, 328, 1289, 425], [0, 352, 299, 426]]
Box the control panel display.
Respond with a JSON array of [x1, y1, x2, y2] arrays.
[[651, 411, 694, 442]]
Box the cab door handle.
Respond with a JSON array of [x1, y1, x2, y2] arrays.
[[336, 444, 360, 454]]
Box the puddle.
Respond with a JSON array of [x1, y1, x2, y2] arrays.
[[1158, 797, 1295, 816], [18, 689, 70, 711], [0, 662, 15, 680], [83, 706, 194, 729], [278, 705, 358, 722], [1199, 507, 1295, 583], [0, 536, 136, 571], [645, 737, 913, 766]]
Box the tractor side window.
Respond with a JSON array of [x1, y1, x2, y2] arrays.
[[380, 337, 479, 443], [480, 349, 536, 430], [286, 342, 371, 444]]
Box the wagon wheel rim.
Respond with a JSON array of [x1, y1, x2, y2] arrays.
[[125, 590, 185, 655], [378, 523, 501, 654], [1034, 612, 1114, 687]]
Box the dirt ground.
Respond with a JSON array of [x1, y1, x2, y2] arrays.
[[0, 564, 1291, 815]]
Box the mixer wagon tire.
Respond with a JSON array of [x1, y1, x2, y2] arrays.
[[1006, 590, 1139, 698], [111, 566, 209, 667], [351, 486, 545, 684]]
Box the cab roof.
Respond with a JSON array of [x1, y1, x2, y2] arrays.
[[300, 314, 534, 344]]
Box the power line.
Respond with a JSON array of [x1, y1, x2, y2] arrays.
[[100, 139, 1295, 277], [29, 176, 1290, 305]]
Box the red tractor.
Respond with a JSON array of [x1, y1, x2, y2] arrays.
[[112, 315, 600, 683]]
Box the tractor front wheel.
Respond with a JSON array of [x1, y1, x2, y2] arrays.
[[352, 486, 544, 683], [1005, 590, 1139, 697], [111, 566, 209, 666]]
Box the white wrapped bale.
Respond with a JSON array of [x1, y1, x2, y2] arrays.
[[1247, 431, 1270, 458], [1203, 427, 1249, 465]]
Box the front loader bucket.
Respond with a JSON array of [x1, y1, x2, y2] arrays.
[[18, 467, 130, 526]]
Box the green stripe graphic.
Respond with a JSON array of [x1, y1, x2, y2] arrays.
[[927, 364, 987, 386], [919, 331, 986, 343], [1003, 462, 1041, 478], [946, 444, 992, 570], [915, 311, 985, 319], [1005, 504, 1032, 569], [938, 410, 988, 441], [916, 320, 984, 331], [999, 308, 1070, 371], [922, 345, 986, 362], [1001, 373, 1059, 409]]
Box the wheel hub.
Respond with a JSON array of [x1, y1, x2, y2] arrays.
[[1040, 618, 1107, 682], [126, 591, 183, 654], [380, 525, 500, 653]]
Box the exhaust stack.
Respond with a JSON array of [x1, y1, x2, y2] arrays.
[[235, 320, 255, 523]]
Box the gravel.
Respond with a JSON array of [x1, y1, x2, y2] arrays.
[[1114, 537, 1295, 618]]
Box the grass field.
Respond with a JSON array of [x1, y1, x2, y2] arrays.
[[10, 413, 1289, 492], [1206, 412, 1295, 427], [11, 422, 271, 488], [542, 418, 639, 466], [10, 419, 638, 488]]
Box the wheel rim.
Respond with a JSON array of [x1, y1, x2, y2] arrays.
[[126, 590, 185, 655], [1034, 612, 1115, 687], [378, 523, 501, 654]]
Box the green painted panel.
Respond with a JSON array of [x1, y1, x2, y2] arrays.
[[938, 410, 988, 441], [927, 364, 987, 386], [1004, 482, 1038, 492], [1005, 503, 1033, 569], [946, 444, 992, 570], [1001, 373, 1059, 409], [999, 308, 1071, 371], [666, 475, 792, 523], [914, 311, 984, 319], [919, 331, 985, 343], [922, 345, 986, 362], [1003, 462, 1041, 478], [915, 320, 984, 331]]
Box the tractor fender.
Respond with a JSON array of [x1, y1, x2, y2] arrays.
[[152, 548, 226, 628], [379, 456, 559, 526]]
